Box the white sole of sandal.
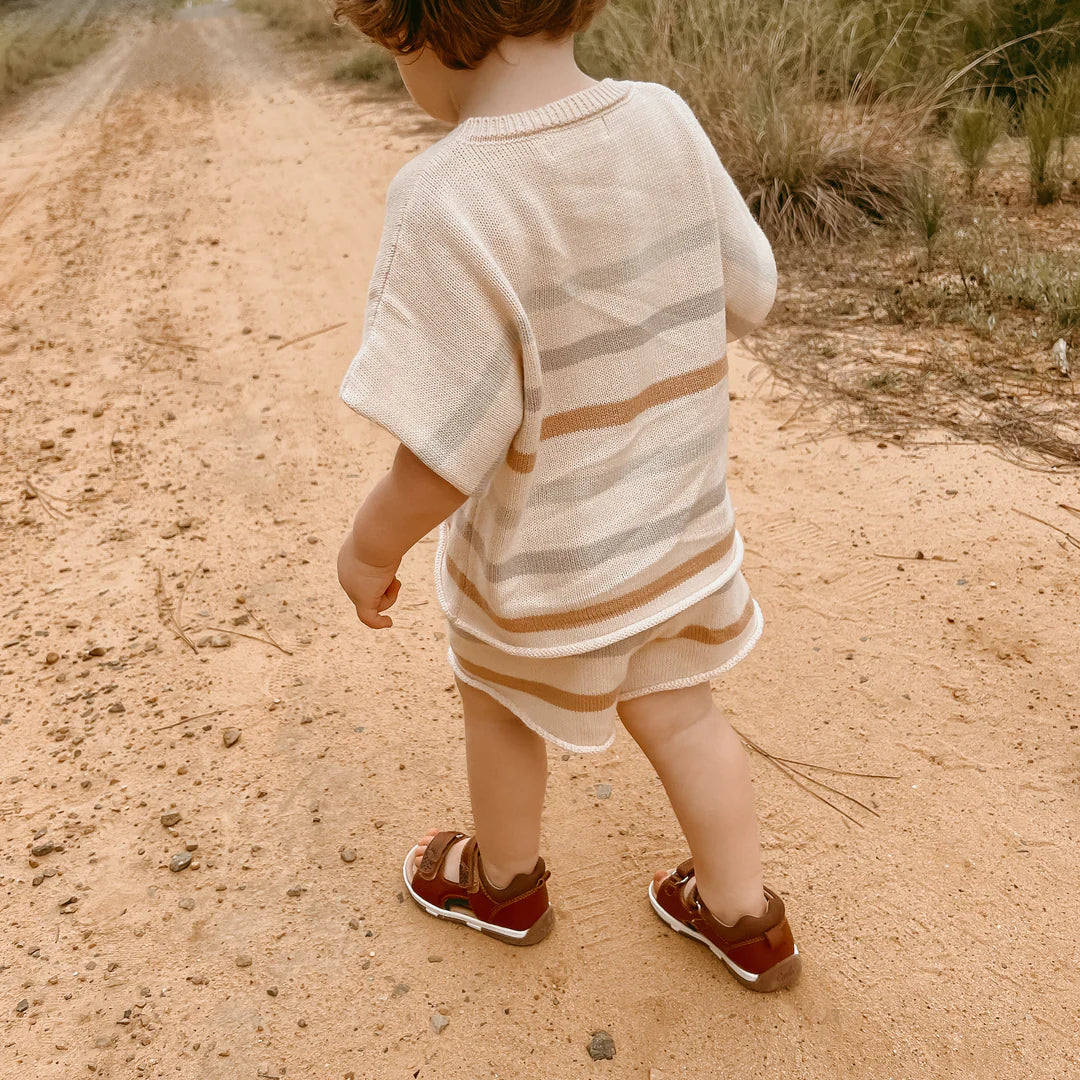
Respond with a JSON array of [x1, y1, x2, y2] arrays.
[[648, 877, 801, 991], [401, 845, 554, 946]]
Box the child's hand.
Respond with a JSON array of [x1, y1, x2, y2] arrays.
[[337, 538, 401, 629]]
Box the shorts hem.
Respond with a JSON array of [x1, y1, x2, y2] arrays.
[[446, 647, 616, 755], [616, 600, 764, 702]]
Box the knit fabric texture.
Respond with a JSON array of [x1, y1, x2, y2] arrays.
[[339, 77, 777, 657]]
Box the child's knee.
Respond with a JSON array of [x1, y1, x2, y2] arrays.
[[616, 681, 718, 744]]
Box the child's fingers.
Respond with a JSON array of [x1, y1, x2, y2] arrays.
[[378, 577, 402, 612], [355, 604, 392, 629]]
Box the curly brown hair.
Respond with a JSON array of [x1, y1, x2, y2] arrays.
[[333, 0, 609, 70]]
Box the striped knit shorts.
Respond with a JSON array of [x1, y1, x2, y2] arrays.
[[445, 570, 763, 754]]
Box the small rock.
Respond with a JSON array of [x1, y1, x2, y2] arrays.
[[160, 811, 181, 827], [427, 955, 443, 963], [30, 841, 54, 858], [15, 999, 29, 1013], [595, 784, 612, 800], [978, 387, 999, 401], [45, 652, 59, 665], [391, 983, 410, 999], [169, 851, 193, 873], [431, 1013, 449, 1034], [87, 645, 106, 657], [177, 517, 194, 530], [107, 701, 125, 714], [160, 525, 179, 539], [266, 986, 278, 997], [92, 404, 105, 417], [178, 898, 195, 911], [588, 1031, 616, 1060], [209, 633, 230, 648], [39, 439, 55, 450], [340, 848, 356, 864], [235, 954, 252, 968], [222, 727, 241, 747], [286, 886, 303, 897], [1052, 338, 1069, 377]]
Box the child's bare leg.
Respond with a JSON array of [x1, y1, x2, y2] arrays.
[[411, 677, 547, 889], [617, 681, 768, 925]]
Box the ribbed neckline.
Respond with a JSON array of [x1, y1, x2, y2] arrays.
[[455, 77, 630, 140]]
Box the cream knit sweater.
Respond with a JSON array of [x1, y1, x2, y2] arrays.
[[340, 77, 777, 657]]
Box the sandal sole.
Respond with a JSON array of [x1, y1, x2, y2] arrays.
[[402, 845, 555, 947], [648, 878, 802, 992]]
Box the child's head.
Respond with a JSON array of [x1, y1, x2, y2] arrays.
[[333, 0, 608, 121]]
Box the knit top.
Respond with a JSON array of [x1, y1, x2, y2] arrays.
[[339, 77, 777, 657]]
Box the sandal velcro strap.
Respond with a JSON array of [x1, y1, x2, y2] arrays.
[[673, 857, 695, 883], [417, 831, 466, 881]]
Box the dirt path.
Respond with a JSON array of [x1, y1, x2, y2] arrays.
[[1, 5, 1077, 1077]]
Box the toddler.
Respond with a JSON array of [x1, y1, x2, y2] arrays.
[[334, 0, 801, 992]]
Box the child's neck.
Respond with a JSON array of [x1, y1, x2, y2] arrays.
[[452, 36, 599, 122]]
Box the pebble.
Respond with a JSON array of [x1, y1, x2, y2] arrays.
[[107, 702, 125, 714], [222, 727, 241, 747], [595, 784, 612, 800], [340, 848, 357, 863], [160, 525, 179, 539], [39, 439, 55, 450], [160, 811, 182, 827], [178, 898, 195, 910], [208, 633, 230, 648], [236, 954, 252, 968], [431, 1013, 449, 1034], [45, 652, 59, 665], [88, 645, 105, 656], [15, 999, 29, 1013], [30, 841, 54, 858], [266, 986, 278, 997], [169, 851, 193, 872], [391, 983, 410, 999], [588, 1031, 616, 1060], [427, 955, 443, 964]]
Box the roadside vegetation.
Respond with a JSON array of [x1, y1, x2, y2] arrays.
[[0, 0, 173, 102], [242, 0, 1080, 466]]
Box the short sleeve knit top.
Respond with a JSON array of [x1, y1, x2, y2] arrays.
[[339, 77, 777, 657]]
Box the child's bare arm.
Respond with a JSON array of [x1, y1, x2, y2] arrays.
[[337, 443, 468, 628]]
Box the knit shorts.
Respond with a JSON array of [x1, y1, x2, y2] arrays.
[[445, 569, 763, 754]]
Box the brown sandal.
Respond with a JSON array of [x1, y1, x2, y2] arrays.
[[649, 858, 802, 992], [402, 830, 554, 946]]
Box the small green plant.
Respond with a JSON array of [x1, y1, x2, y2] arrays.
[[949, 93, 1009, 195], [333, 49, 402, 87], [905, 165, 946, 270], [1022, 93, 1065, 204]]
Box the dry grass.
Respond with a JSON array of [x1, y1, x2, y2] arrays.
[[234, 0, 339, 41], [0, 0, 118, 99]]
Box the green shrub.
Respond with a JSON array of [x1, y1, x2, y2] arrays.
[[960, 0, 1080, 98]]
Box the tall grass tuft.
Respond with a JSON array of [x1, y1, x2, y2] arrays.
[[906, 164, 947, 269], [949, 92, 1009, 195], [1022, 92, 1065, 204], [577, 0, 965, 243]]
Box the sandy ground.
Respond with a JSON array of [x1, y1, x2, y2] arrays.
[[1, 4, 1078, 1077]]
